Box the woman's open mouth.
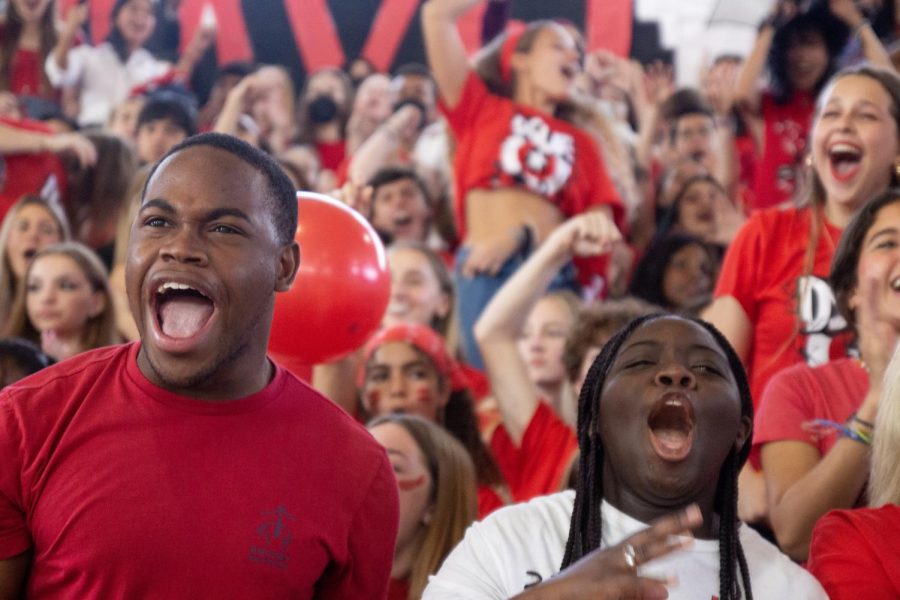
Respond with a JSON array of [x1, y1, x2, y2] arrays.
[[827, 142, 862, 183], [647, 393, 695, 462]]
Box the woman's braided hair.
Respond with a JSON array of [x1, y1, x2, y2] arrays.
[[560, 314, 754, 600]]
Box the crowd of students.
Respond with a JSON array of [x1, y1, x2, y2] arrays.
[[2, 0, 900, 597]]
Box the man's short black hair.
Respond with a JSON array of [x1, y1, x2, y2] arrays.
[[368, 166, 431, 206], [142, 132, 298, 245], [137, 95, 197, 137]]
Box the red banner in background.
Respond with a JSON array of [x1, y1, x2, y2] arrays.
[[588, 0, 633, 56], [58, 1, 633, 76]]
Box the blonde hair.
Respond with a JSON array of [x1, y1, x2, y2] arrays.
[[368, 414, 477, 600], [870, 343, 900, 507], [6, 242, 118, 352], [0, 196, 71, 328]]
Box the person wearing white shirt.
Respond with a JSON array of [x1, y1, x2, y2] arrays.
[[425, 314, 828, 599], [46, 0, 212, 127]]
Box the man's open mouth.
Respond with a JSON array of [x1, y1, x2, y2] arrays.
[[154, 281, 215, 340]]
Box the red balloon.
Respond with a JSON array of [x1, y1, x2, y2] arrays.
[[268, 192, 390, 365]]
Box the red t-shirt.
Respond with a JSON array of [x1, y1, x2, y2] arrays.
[[753, 358, 867, 468], [490, 402, 578, 503], [0, 343, 398, 599], [0, 116, 67, 222], [714, 205, 853, 407], [753, 91, 815, 209], [808, 505, 900, 599], [439, 73, 623, 242]]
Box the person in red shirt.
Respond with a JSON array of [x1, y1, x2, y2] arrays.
[[358, 322, 509, 518], [733, 0, 892, 210], [0, 0, 57, 101], [0, 132, 399, 598], [807, 342, 900, 598], [705, 65, 900, 525], [755, 188, 900, 561], [422, 0, 623, 370]]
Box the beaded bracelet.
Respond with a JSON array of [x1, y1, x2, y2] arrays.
[[805, 418, 872, 446]]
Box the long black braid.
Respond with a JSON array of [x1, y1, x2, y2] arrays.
[[560, 314, 754, 600]]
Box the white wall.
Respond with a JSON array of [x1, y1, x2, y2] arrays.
[[635, 0, 773, 85]]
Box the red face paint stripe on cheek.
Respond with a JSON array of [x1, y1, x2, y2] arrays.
[[397, 474, 427, 491], [415, 390, 433, 405], [367, 390, 381, 411]]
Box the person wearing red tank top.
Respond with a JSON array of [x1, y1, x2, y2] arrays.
[[0, 133, 399, 598]]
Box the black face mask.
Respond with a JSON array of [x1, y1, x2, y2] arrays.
[[307, 95, 339, 123]]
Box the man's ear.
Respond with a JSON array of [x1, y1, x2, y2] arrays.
[[274, 241, 300, 292]]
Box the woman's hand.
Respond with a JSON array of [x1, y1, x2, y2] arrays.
[[44, 132, 97, 168], [515, 505, 701, 600], [461, 228, 526, 277], [545, 210, 622, 260], [855, 273, 900, 418], [331, 179, 374, 218], [63, 3, 89, 35]]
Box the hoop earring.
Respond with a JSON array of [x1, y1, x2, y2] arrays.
[[894, 162, 900, 181]]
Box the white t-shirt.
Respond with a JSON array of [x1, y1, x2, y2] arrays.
[[45, 42, 171, 127], [424, 491, 827, 599]]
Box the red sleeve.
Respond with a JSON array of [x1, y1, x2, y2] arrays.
[[490, 402, 577, 502], [713, 212, 764, 323], [0, 391, 31, 559], [807, 511, 894, 599], [318, 452, 398, 599], [437, 72, 491, 140], [753, 363, 819, 449]]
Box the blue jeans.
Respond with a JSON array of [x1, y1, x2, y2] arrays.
[[455, 242, 578, 370]]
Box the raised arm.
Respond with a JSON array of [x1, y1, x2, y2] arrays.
[[733, 1, 797, 116], [50, 3, 88, 76], [347, 104, 424, 186], [421, 0, 483, 108], [0, 123, 96, 167], [474, 212, 620, 444], [829, 0, 893, 70]]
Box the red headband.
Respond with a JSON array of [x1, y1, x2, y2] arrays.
[[499, 21, 528, 85], [359, 323, 469, 392]]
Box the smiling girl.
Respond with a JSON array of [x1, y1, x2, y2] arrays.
[[706, 66, 900, 522]]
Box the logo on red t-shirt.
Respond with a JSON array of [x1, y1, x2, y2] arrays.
[[248, 505, 296, 568], [499, 114, 574, 197], [796, 275, 850, 365]]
